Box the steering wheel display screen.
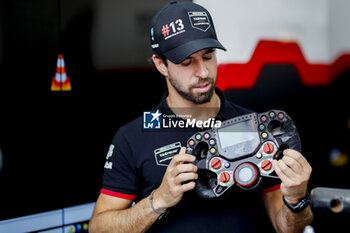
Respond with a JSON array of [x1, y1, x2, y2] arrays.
[[217, 119, 260, 160]]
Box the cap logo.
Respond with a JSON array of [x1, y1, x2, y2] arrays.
[[188, 11, 211, 32], [150, 27, 155, 41], [161, 19, 186, 40]]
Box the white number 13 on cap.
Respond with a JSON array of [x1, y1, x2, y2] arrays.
[[169, 19, 184, 32]]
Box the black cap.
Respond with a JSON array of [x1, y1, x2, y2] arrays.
[[150, 1, 226, 64]]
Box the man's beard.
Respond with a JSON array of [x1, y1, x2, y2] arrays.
[[168, 75, 216, 104]]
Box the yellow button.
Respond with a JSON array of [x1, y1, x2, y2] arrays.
[[261, 132, 268, 138], [210, 147, 216, 154]]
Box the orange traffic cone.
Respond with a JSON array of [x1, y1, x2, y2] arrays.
[[51, 53, 72, 91]]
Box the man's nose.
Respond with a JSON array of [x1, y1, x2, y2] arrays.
[[194, 59, 209, 78]]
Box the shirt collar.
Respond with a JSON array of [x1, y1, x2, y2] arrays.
[[156, 87, 239, 121], [215, 87, 239, 121]]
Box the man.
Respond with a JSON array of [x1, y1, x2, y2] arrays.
[[89, 2, 313, 232]]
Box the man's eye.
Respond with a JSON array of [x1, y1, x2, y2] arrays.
[[182, 60, 192, 66], [203, 56, 212, 60]]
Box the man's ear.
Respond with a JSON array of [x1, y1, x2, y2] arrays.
[[152, 54, 168, 77]]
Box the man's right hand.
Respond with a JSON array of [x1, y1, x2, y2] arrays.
[[152, 147, 198, 211]]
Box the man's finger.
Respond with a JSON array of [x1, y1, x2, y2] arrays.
[[175, 172, 198, 185], [170, 152, 195, 166], [272, 160, 294, 184], [277, 160, 296, 178], [281, 155, 303, 174], [283, 149, 312, 175], [179, 146, 186, 155], [283, 149, 307, 167], [177, 163, 198, 173], [181, 181, 196, 192], [170, 163, 197, 177]]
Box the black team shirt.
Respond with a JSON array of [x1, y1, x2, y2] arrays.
[[101, 88, 281, 233]]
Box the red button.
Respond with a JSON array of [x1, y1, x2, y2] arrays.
[[220, 172, 230, 183], [263, 143, 274, 154], [188, 139, 195, 147], [211, 158, 221, 169], [261, 160, 272, 171]]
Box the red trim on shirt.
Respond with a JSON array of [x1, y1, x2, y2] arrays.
[[262, 184, 281, 193], [100, 188, 137, 200]]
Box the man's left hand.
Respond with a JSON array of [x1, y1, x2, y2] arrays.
[[272, 149, 312, 204]]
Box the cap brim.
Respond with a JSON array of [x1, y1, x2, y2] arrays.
[[163, 38, 226, 64]]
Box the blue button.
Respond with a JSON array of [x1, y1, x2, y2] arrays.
[[259, 124, 265, 131]]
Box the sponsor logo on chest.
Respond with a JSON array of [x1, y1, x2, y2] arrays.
[[154, 142, 182, 166]]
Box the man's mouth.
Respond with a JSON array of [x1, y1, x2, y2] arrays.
[[192, 82, 211, 93]]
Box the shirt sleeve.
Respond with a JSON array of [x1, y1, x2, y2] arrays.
[[101, 130, 139, 200]]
